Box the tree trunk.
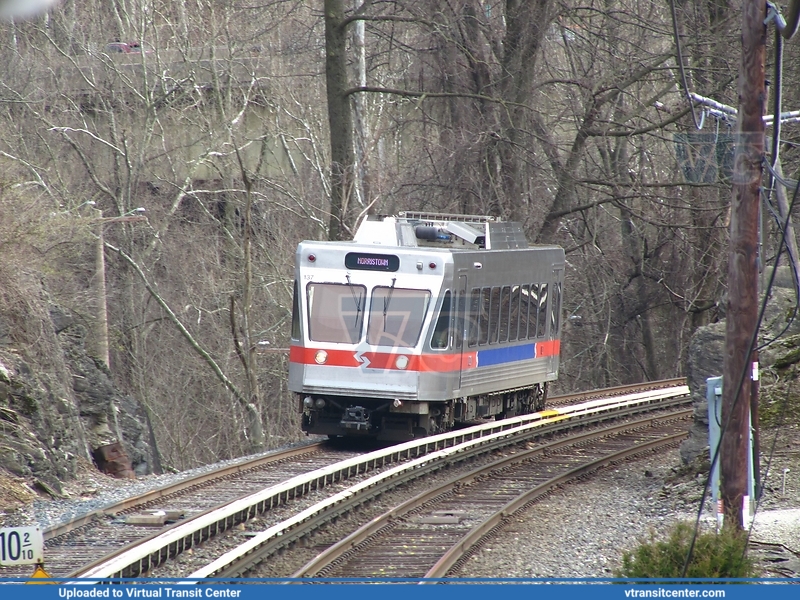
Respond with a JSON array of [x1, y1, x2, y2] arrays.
[[242, 184, 266, 452], [325, 0, 356, 240]]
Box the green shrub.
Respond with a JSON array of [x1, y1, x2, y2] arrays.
[[615, 522, 757, 579]]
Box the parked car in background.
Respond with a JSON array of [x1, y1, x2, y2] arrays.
[[106, 42, 150, 54]]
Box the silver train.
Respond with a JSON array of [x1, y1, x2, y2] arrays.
[[288, 212, 565, 441]]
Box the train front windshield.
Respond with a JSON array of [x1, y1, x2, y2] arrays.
[[367, 287, 431, 348], [306, 282, 430, 348], [307, 283, 366, 343]]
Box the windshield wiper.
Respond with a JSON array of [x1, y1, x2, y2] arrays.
[[345, 274, 362, 329], [383, 277, 396, 332]]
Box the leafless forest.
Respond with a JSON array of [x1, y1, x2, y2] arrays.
[[0, 0, 795, 471]]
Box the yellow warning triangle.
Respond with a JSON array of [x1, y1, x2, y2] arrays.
[[27, 564, 54, 584]]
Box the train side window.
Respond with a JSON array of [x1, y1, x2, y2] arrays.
[[537, 283, 549, 338], [519, 284, 531, 339], [431, 291, 452, 349], [551, 281, 562, 335], [479, 287, 491, 345], [498, 286, 511, 343], [291, 280, 300, 340], [455, 287, 466, 350], [508, 285, 520, 342], [528, 284, 540, 338], [488, 287, 501, 344], [468, 288, 480, 347]]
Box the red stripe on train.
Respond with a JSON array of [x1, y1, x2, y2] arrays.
[[290, 340, 559, 372], [537, 339, 560, 357], [290, 345, 469, 371]]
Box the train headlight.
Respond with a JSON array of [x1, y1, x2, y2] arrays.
[[303, 396, 314, 408], [395, 355, 409, 370], [315, 398, 326, 408], [314, 350, 328, 364]]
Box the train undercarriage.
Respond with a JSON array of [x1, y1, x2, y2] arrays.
[[299, 383, 548, 442]]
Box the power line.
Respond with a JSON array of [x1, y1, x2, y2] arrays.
[[679, 2, 800, 573], [668, 0, 704, 130], [681, 163, 800, 576]]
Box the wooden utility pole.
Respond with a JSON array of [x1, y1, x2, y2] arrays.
[[721, 0, 765, 530]]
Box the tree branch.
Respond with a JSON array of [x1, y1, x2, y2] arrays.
[[107, 241, 249, 409]]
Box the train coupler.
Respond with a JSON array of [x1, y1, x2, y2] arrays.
[[340, 406, 371, 431]]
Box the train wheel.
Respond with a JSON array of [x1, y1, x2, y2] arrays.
[[533, 383, 548, 412], [516, 389, 533, 415], [496, 391, 517, 420]]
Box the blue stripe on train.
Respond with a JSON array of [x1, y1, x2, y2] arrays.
[[476, 343, 536, 367]]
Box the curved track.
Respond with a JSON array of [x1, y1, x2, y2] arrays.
[[0, 442, 360, 579], [169, 386, 692, 580], [291, 410, 690, 579], [0, 379, 689, 582], [547, 378, 686, 407]]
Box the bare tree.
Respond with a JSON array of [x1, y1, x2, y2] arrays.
[[0, 0, 335, 465], [0, 0, 778, 470]]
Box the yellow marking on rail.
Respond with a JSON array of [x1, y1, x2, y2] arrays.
[[538, 410, 561, 418]]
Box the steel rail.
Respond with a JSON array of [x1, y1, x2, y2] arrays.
[[65, 382, 688, 581], [290, 410, 691, 579], [43, 442, 327, 540], [423, 429, 688, 578], [46, 378, 684, 541], [191, 398, 690, 580], [548, 377, 686, 406]]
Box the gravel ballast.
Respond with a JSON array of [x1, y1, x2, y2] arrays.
[[457, 428, 800, 579], [1, 429, 797, 579]]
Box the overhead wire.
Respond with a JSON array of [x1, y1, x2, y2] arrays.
[[679, 2, 800, 575], [742, 169, 800, 564], [742, 8, 800, 562], [680, 165, 800, 578], [669, 0, 704, 129], [764, 160, 800, 190], [760, 12, 800, 349], [773, 0, 800, 40], [758, 173, 800, 350]]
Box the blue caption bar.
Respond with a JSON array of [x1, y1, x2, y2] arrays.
[[0, 580, 798, 600]]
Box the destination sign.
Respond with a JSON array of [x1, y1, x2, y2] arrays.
[[345, 252, 400, 272]]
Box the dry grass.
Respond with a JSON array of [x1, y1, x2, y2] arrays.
[[0, 470, 37, 524]]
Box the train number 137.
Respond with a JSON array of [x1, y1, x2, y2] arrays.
[[0, 526, 44, 566]]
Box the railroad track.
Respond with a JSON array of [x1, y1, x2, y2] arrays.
[[0, 441, 362, 579], [547, 377, 686, 407], [0, 379, 689, 582], [144, 385, 690, 581], [291, 410, 690, 579]]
